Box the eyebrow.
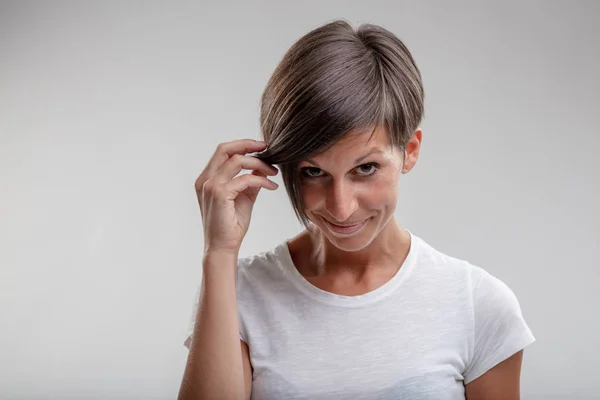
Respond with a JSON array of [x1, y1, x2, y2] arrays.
[[305, 149, 384, 167]]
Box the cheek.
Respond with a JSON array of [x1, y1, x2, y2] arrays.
[[300, 184, 323, 211], [368, 167, 400, 193], [360, 178, 398, 208]]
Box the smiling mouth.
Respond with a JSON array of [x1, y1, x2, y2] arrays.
[[323, 218, 368, 235], [329, 221, 363, 227]]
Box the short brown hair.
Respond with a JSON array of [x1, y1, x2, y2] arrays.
[[255, 19, 424, 228]]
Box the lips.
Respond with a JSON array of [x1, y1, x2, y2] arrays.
[[324, 218, 368, 235]]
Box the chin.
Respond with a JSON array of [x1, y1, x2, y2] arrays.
[[314, 217, 379, 252], [327, 236, 375, 252]]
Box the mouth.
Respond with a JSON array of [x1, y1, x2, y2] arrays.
[[323, 218, 369, 235]]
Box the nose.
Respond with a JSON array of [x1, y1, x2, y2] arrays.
[[325, 180, 359, 223]]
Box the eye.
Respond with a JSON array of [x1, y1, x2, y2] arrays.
[[300, 167, 325, 179], [355, 163, 379, 176]]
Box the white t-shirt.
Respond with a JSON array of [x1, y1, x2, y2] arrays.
[[184, 230, 535, 399]]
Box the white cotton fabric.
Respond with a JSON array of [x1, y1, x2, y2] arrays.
[[184, 230, 535, 399]]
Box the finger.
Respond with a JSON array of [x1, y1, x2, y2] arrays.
[[244, 170, 268, 203], [205, 139, 267, 175], [214, 154, 278, 182], [221, 173, 278, 201]]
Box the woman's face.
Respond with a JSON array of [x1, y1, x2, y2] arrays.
[[298, 125, 421, 252]]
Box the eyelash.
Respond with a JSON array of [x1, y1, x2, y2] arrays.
[[300, 162, 381, 180]]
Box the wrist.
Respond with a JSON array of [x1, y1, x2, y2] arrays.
[[203, 248, 239, 266]]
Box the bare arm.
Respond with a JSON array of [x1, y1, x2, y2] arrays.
[[465, 350, 524, 400], [177, 252, 253, 400], [178, 139, 277, 399]]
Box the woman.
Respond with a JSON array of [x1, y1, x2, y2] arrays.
[[179, 20, 535, 400]]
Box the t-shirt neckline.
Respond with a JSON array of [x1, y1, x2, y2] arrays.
[[276, 229, 419, 308]]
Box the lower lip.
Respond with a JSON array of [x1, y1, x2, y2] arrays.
[[325, 219, 368, 235]]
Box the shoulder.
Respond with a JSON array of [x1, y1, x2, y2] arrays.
[[237, 243, 287, 278], [235, 242, 291, 295], [411, 233, 479, 285], [411, 233, 519, 304]]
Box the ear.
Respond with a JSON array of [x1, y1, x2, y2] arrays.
[[402, 128, 423, 174]]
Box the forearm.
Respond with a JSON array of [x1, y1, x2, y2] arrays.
[[178, 252, 244, 400]]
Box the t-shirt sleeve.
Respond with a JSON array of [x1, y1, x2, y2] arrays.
[[463, 266, 536, 384]]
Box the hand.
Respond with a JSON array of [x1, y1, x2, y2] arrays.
[[194, 139, 279, 255]]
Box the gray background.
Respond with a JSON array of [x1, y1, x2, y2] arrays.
[[1, 1, 598, 399]]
